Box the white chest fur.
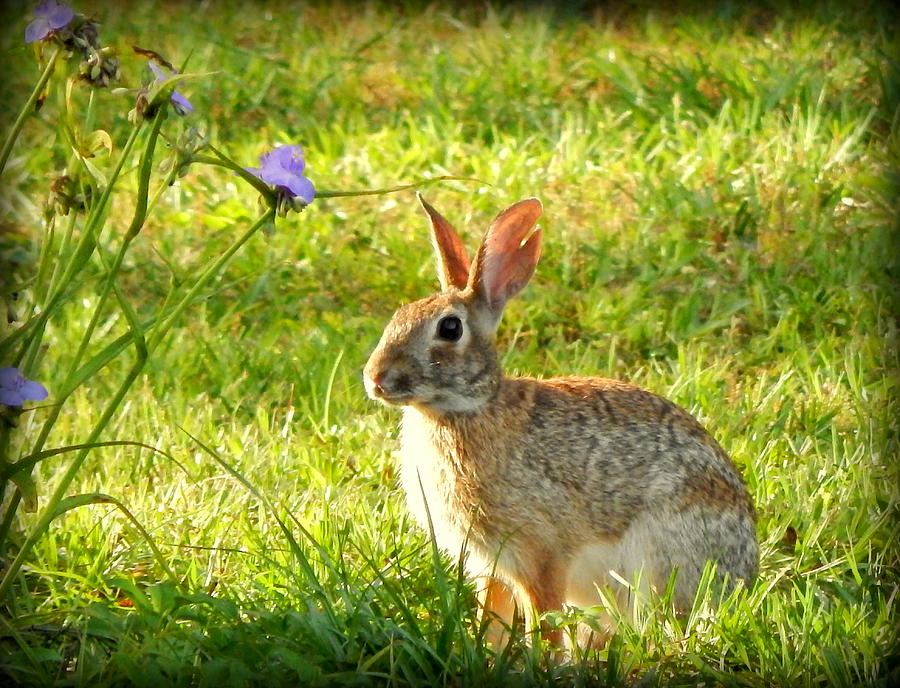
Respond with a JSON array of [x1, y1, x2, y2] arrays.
[[399, 410, 453, 528], [399, 408, 487, 567]]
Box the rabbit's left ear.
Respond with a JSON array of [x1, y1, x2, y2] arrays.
[[469, 198, 542, 317], [418, 193, 470, 290]]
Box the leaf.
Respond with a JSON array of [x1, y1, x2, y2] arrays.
[[51, 492, 116, 520], [143, 70, 214, 109], [64, 76, 78, 129], [82, 601, 129, 639], [267, 648, 322, 682], [106, 576, 153, 614], [146, 581, 180, 616], [79, 156, 107, 187], [67, 130, 112, 188], [132, 46, 175, 71], [9, 472, 38, 512], [4, 440, 187, 480], [47, 493, 179, 584], [81, 129, 113, 158]]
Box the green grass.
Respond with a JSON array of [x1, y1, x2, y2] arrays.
[[1, 0, 898, 685]]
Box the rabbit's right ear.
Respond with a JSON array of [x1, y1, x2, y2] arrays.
[[418, 193, 470, 290], [468, 198, 542, 321]]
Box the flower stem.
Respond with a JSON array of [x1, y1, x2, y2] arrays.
[[147, 209, 275, 352], [0, 123, 145, 364], [0, 210, 274, 601], [44, 212, 78, 302], [314, 175, 481, 198], [0, 491, 21, 558], [0, 358, 148, 601], [0, 422, 11, 537], [0, 47, 61, 179], [25, 112, 165, 463], [193, 147, 276, 201]]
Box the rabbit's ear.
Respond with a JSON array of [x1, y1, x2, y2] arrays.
[[418, 193, 471, 290], [469, 198, 542, 318]]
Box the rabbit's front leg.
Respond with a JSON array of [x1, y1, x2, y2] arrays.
[[476, 576, 518, 650], [518, 565, 566, 650]]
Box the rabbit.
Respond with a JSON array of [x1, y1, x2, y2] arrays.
[[363, 194, 758, 650]]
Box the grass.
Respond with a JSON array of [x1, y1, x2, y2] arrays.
[[1, 0, 898, 685]]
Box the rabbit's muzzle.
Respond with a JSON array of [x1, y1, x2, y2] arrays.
[[363, 363, 414, 406]]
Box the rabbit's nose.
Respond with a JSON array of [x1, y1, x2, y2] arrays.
[[365, 369, 388, 391], [363, 369, 388, 399]]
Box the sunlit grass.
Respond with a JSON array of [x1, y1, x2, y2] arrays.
[[1, 0, 897, 686]]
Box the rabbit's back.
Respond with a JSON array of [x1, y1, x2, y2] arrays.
[[400, 374, 757, 607]]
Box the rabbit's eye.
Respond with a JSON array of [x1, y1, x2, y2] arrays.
[[437, 316, 463, 342]]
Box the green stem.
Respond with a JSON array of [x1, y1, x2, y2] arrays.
[[146, 164, 180, 216], [51, 122, 144, 297], [0, 491, 21, 558], [0, 210, 273, 601], [314, 175, 478, 198], [1, 113, 164, 572], [0, 422, 11, 530], [0, 355, 146, 601], [45, 211, 78, 301], [26, 113, 164, 462], [147, 209, 275, 352], [67, 108, 164, 367], [0, 47, 61, 178], [193, 147, 276, 200], [193, 150, 476, 203], [83, 88, 97, 138], [125, 109, 166, 241], [0, 123, 145, 364]]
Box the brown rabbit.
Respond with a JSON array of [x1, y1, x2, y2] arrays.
[[363, 195, 757, 649]]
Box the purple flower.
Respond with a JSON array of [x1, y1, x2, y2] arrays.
[[25, 0, 75, 44], [0, 367, 48, 407], [148, 61, 194, 116], [244, 145, 315, 204]]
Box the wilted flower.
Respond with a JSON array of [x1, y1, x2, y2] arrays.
[[79, 45, 120, 88], [5, 292, 19, 325], [47, 174, 90, 216], [25, 0, 74, 44], [148, 61, 193, 116], [0, 367, 48, 407], [166, 126, 208, 180], [26, 1, 112, 89], [245, 145, 315, 210]]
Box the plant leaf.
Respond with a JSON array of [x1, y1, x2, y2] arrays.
[[81, 129, 113, 157], [4, 440, 187, 480]]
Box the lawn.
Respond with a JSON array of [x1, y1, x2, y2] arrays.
[[0, 1, 897, 686]]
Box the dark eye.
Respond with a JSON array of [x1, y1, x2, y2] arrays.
[[437, 315, 463, 342]]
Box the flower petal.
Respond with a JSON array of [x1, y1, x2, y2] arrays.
[[257, 149, 282, 172], [148, 63, 194, 116], [148, 61, 167, 81], [19, 380, 49, 401], [262, 145, 305, 175], [285, 176, 315, 204], [0, 388, 24, 407], [258, 167, 297, 188], [171, 90, 194, 115], [0, 367, 20, 386], [46, 2, 75, 29], [25, 18, 51, 43]]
